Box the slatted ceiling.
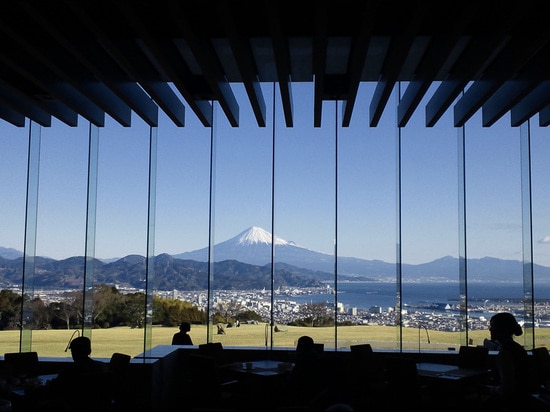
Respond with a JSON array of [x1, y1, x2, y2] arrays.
[[483, 41, 550, 127], [537, 101, 550, 127], [20, 3, 132, 127], [369, 1, 431, 127], [1, 0, 550, 129], [511, 81, 550, 127], [168, 3, 240, 127], [425, 35, 508, 128], [454, 30, 550, 128], [70, 5, 185, 127], [121, 5, 214, 127], [215, 3, 267, 128], [265, 1, 294, 127], [341, 0, 380, 127]]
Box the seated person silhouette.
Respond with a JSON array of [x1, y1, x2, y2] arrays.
[[172, 322, 193, 345], [29, 336, 111, 411], [285, 336, 328, 408], [482, 312, 531, 410]]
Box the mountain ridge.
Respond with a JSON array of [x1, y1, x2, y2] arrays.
[[2, 227, 550, 289]]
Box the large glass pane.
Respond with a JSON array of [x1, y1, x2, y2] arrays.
[[0, 120, 29, 354], [465, 113, 524, 347], [153, 105, 211, 347], [209, 84, 274, 347], [530, 121, 550, 348], [400, 84, 461, 352], [274, 83, 336, 349], [93, 114, 151, 356], [32, 119, 88, 356], [337, 83, 398, 351]]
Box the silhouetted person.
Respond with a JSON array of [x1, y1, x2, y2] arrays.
[[483, 312, 531, 410], [29, 336, 111, 411], [172, 322, 193, 345], [284, 336, 330, 408]]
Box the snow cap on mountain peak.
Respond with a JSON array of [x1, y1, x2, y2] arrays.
[[237, 226, 290, 246]]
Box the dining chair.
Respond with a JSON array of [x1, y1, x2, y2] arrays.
[[348, 344, 386, 410], [186, 353, 240, 409], [457, 345, 489, 369], [198, 342, 227, 366], [313, 343, 324, 353], [384, 357, 432, 402], [109, 352, 132, 410], [3, 351, 39, 383], [531, 346, 550, 388], [349, 343, 385, 383]]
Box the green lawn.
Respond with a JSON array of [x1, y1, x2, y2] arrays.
[[1, 324, 549, 359]]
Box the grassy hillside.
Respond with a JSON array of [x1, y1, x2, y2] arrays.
[[1, 324, 548, 359]]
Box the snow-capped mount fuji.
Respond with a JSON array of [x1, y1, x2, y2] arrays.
[[173, 226, 394, 278], [235, 226, 296, 247], [172, 226, 550, 281]]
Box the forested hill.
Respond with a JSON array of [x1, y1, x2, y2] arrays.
[[0, 254, 332, 290]]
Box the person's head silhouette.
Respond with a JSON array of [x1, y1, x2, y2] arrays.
[[296, 335, 315, 352], [69, 336, 92, 362], [489, 312, 523, 342]]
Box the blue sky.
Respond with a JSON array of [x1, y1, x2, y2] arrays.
[[2, 82, 550, 267]]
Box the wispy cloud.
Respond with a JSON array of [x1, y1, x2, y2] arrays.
[[538, 236, 550, 244]]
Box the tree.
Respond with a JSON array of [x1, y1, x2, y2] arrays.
[[92, 284, 123, 327], [0, 289, 22, 330], [121, 292, 146, 328], [152, 296, 206, 326], [49, 295, 80, 329], [31, 297, 50, 329], [297, 302, 330, 327]]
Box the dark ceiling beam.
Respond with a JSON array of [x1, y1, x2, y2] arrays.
[[312, 1, 329, 127], [0, 80, 51, 127], [136, 39, 213, 127], [510, 81, 550, 126], [66, 3, 159, 127], [9, 2, 108, 126], [23, 4, 131, 126], [0, 104, 25, 127], [398, 36, 466, 127], [66, 4, 185, 127], [482, 44, 550, 127], [341, 0, 379, 127], [217, 1, 266, 127], [538, 103, 550, 127], [396, 0, 477, 127], [114, 2, 212, 127], [0, 36, 102, 127], [483, 79, 540, 127], [370, 1, 430, 127], [0, 58, 78, 127], [454, 33, 550, 127], [168, 2, 239, 127], [265, 0, 293, 127], [425, 35, 510, 127]]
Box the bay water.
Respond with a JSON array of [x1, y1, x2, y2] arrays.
[[281, 281, 550, 311]]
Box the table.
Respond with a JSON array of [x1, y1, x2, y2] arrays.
[[232, 359, 294, 377], [417, 362, 492, 409], [417, 362, 490, 381], [227, 360, 294, 405]]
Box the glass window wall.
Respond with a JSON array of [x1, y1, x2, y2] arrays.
[[0, 83, 549, 356]]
